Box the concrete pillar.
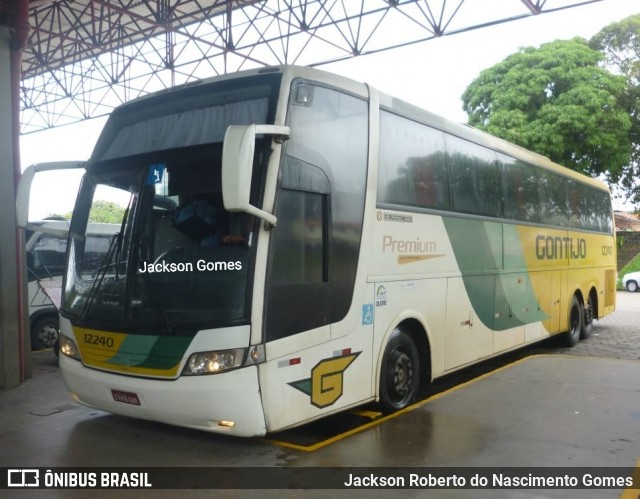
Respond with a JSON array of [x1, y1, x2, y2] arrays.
[[0, 26, 28, 388]]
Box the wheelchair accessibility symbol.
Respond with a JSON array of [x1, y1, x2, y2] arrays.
[[362, 304, 374, 326]]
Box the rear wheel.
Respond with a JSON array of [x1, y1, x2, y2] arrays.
[[580, 294, 595, 340], [564, 295, 582, 347], [379, 329, 420, 414], [626, 280, 638, 293]]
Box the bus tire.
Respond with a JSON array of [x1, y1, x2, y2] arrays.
[[31, 315, 60, 350], [564, 295, 582, 347], [379, 329, 420, 414], [580, 293, 595, 340]]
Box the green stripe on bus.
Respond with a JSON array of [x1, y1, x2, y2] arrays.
[[143, 336, 193, 369], [443, 218, 547, 331], [106, 335, 192, 370]]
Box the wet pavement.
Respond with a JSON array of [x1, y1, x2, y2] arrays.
[[1, 292, 639, 498]]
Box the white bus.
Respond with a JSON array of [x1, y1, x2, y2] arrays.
[[24, 66, 615, 436], [25, 220, 117, 353]]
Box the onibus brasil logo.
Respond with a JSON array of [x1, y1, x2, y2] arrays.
[[289, 352, 361, 408]]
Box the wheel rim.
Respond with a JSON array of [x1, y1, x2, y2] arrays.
[[37, 324, 59, 349], [387, 348, 415, 405], [629, 282, 638, 292], [584, 299, 593, 328]]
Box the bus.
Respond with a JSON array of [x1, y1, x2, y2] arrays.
[[22, 65, 616, 437], [25, 220, 119, 353]]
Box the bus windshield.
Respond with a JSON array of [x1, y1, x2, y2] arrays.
[[59, 73, 282, 335], [62, 152, 256, 334]]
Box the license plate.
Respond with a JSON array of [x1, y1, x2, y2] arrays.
[[111, 389, 141, 406]]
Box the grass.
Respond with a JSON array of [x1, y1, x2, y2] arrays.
[[618, 252, 640, 290]]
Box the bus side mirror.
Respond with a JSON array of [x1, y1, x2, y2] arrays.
[[17, 161, 86, 234], [222, 124, 290, 227]]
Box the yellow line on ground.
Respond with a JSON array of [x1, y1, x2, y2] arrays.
[[347, 409, 382, 420], [262, 354, 555, 451], [263, 354, 637, 452], [260, 438, 319, 452], [620, 459, 640, 499], [262, 408, 401, 452]]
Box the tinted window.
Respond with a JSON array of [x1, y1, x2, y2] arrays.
[[446, 136, 500, 217], [538, 170, 568, 227], [286, 83, 368, 202], [378, 111, 449, 210], [499, 155, 539, 223], [28, 233, 67, 278], [568, 181, 612, 233], [376, 112, 613, 234], [265, 82, 368, 340], [593, 188, 613, 233], [270, 189, 327, 284], [28, 232, 112, 280]]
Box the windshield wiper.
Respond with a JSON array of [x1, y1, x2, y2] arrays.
[[78, 229, 123, 323], [78, 197, 132, 323]]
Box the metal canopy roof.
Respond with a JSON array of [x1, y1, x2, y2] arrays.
[[19, 0, 602, 133]]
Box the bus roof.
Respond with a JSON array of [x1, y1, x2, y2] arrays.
[[91, 64, 609, 193]]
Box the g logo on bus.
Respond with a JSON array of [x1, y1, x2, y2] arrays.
[[289, 352, 361, 409]]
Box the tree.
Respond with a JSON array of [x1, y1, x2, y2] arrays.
[[462, 38, 632, 183], [87, 200, 126, 223], [589, 14, 640, 83], [590, 14, 640, 206]]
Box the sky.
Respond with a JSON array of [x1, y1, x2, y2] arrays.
[[19, 0, 640, 215], [324, 0, 640, 124]]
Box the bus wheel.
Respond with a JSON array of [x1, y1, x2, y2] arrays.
[[580, 295, 594, 340], [379, 329, 420, 414], [31, 316, 60, 350], [564, 295, 582, 347]]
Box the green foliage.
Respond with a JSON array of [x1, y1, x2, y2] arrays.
[[590, 14, 640, 206], [462, 38, 632, 182], [589, 14, 640, 83], [88, 200, 126, 223], [43, 214, 70, 221]]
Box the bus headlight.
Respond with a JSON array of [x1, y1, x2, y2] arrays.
[[59, 335, 81, 360], [182, 349, 245, 375]]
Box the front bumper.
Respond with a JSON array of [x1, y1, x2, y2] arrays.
[[59, 355, 267, 437]]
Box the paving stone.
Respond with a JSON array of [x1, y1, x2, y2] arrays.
[[554, 291, 640, 360]]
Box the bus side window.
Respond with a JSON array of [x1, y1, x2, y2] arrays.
[[378, 110, 449, 211], [499, 155, 539, 223], [264, 153, 332, 340], [538, 170, 568, 227], [29, 233, 67, 278], [446, 136, 500, 218], [266, 82, 367, 341], [270, 188, 327, 285]]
